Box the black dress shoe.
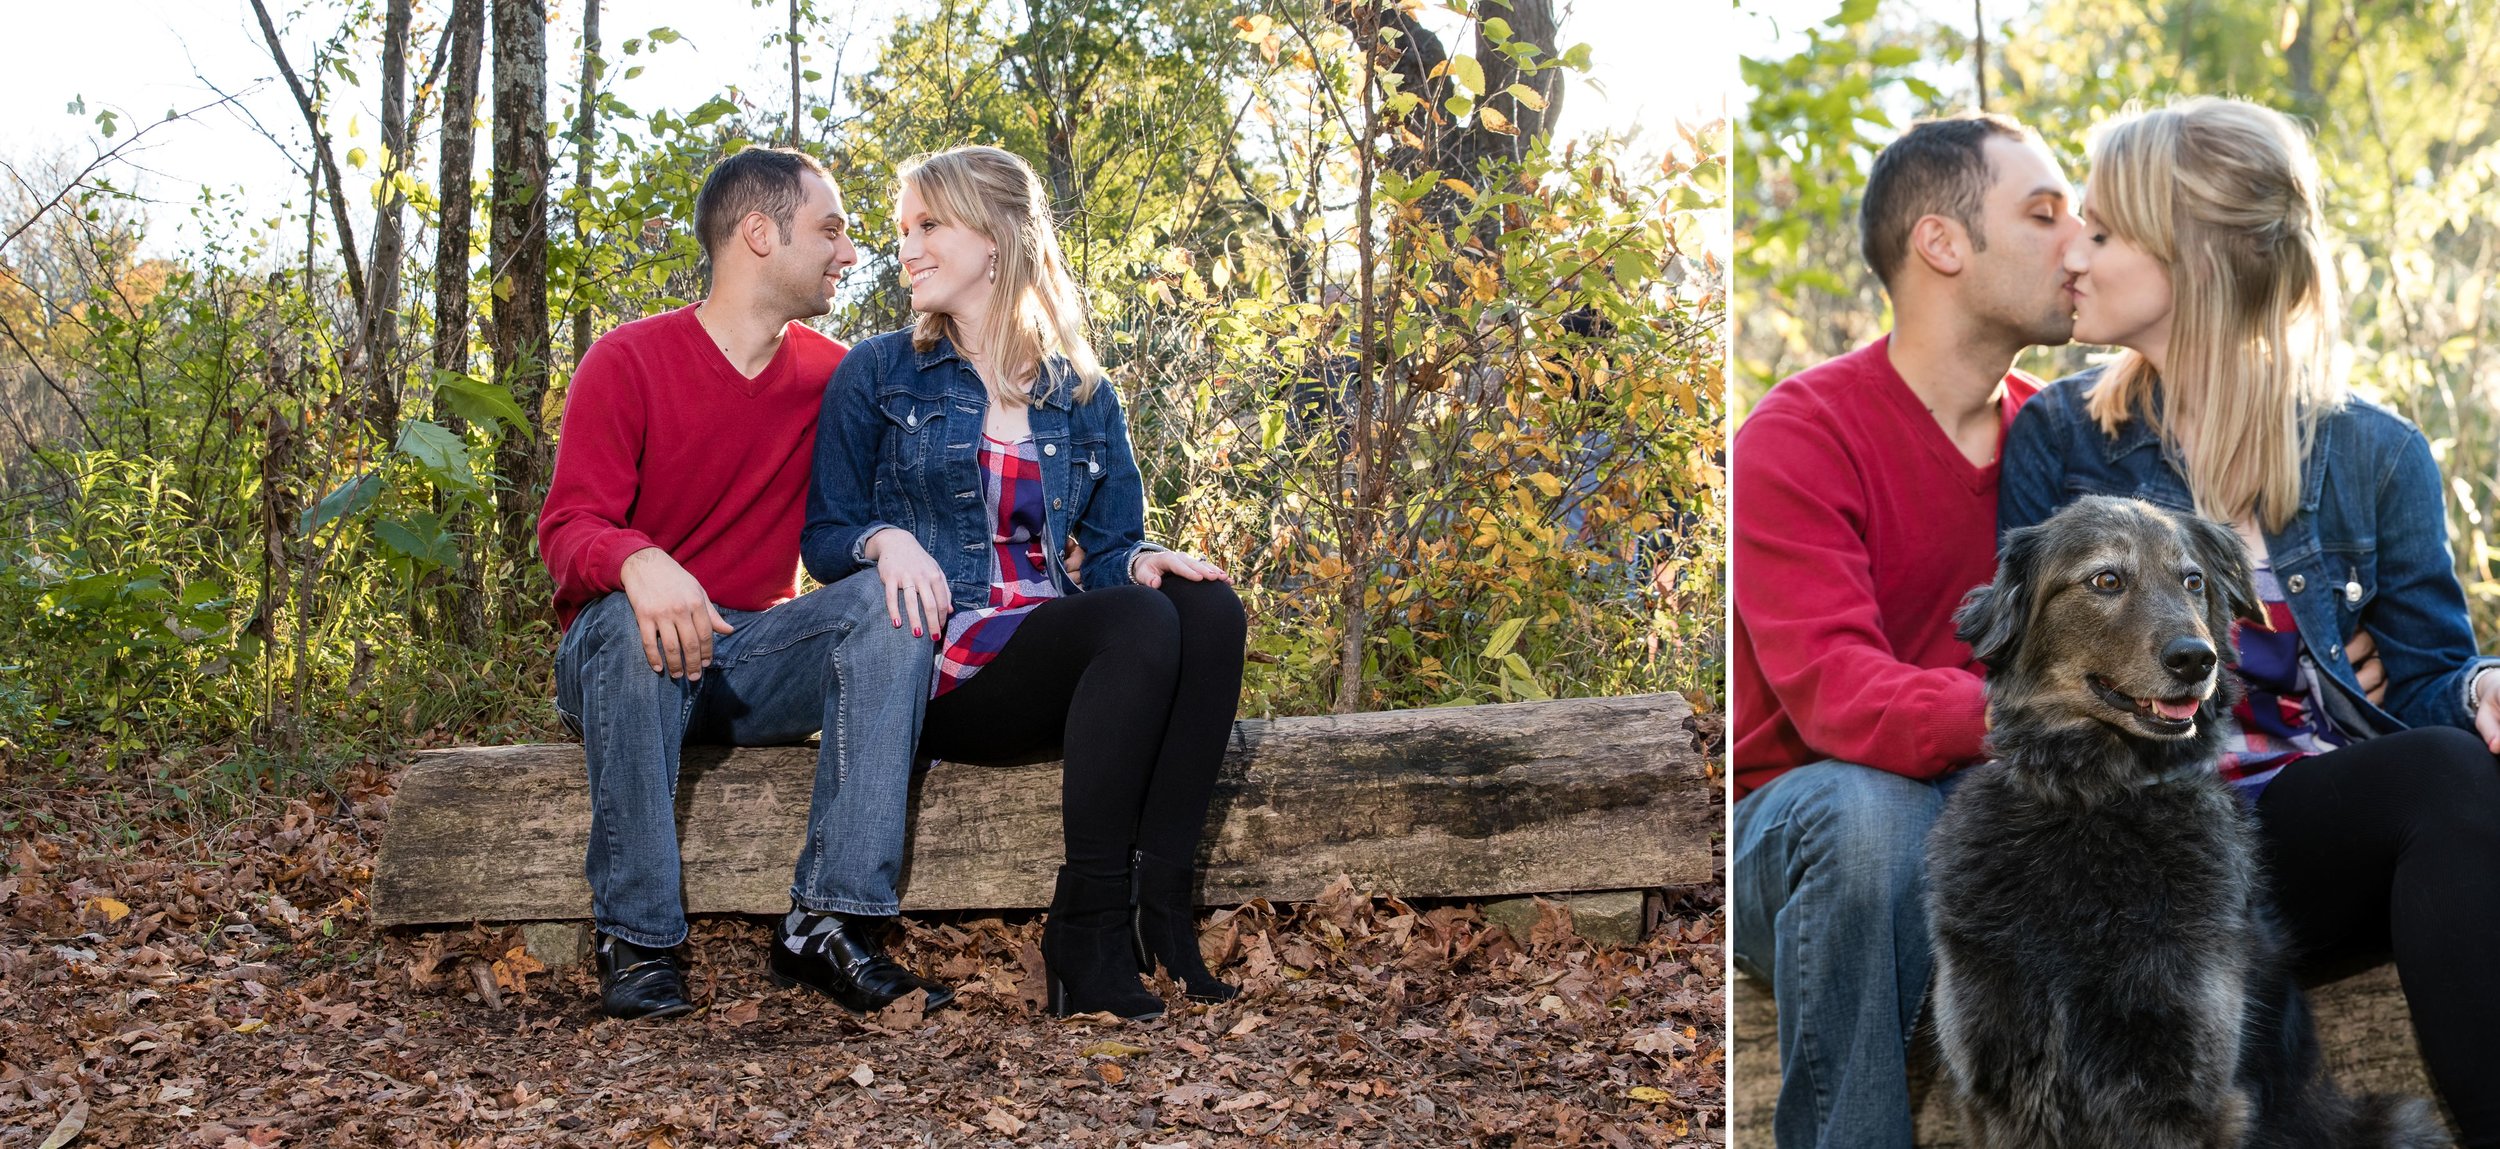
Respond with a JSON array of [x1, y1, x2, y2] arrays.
[[594, 933, 696, 1021], [769, 909, 957, 1015]]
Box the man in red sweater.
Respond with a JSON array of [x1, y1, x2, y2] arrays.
[[540, 148, 949, 1020], [1729, 115, 2079, 1148]]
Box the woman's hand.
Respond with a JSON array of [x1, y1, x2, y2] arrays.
[[2473, 668, 2500, 753], [864, 528, 951, 637], [1131, 549, 1231, 589], [2345, 627, 2388, 706]]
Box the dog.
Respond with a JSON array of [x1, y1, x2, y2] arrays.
[[1925, 496, 2443, 1148]]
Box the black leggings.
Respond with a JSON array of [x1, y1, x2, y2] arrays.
[[2255, 724, 2500, 1145], [918, 578, 1247, 876]]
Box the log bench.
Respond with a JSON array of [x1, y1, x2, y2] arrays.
[[372, 693, 1714, 960], [1731, 965, 2452, 1145]]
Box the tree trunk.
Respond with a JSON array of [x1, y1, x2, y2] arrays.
[[787, 0, 803, 146], [365, 0, 412, 437], [570, 0, 601, 368], [370, 694, 1711, 924], [436, 0, 487, 644], [249, 0, 368, 321], [490, 0, 551, 602]]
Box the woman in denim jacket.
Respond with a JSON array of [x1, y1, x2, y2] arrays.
[[2001, 97, 2500, 1141], [802, 146, 1245, 1020]]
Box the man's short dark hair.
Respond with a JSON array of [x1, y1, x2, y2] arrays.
[[693, 147, 832, 259], [1859, 113, 2029, 287]]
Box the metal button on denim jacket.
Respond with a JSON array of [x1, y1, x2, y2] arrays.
[[1999, 367, 2496, 736], [801, 328, 1160, 609]]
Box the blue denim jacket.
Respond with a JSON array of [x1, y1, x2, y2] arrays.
[[801, 329, 1160, 608], [2002, 367, 2496, 736]]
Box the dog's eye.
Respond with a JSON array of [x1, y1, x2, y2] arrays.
[[2184, 572, 2205, 593], [2090, 570, 2125, 593]]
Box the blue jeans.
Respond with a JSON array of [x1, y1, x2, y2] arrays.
[[554, 568, 931, 948], [1732, 762, 1958, 1149]]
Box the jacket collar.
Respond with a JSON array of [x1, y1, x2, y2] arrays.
[[911, 332, 1071, 410]]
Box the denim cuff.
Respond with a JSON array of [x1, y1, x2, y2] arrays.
[[852, 522, 900, 564], [2464, 658, 2500, 718]]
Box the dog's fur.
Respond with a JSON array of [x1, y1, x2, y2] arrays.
[[1926, 496, 2444, 1149]]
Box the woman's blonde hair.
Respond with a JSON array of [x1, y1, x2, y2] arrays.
[[2080, 96, 2346, 532], [898, 146, 1104, 406]]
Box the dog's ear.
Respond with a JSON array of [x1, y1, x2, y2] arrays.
[[2178, 512, 2263, 641], [1955, 521, 2045, 670]]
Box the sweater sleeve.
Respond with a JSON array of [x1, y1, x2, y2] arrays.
[[537, 337, 659, 603], [1733, 407, 1989, 777]]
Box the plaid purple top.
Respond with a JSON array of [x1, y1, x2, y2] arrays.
[[931, 434, 1060, 697], [2218, 560, 2352, 797]]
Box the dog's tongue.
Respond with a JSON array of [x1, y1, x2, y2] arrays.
[[2149, 697, 2201, 721]]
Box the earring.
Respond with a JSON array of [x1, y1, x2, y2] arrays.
[[987, 249, 997, 283]]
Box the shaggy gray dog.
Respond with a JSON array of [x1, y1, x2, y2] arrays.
[[1926, 496, 2443, 1148]]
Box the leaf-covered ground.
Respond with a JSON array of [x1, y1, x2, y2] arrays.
[[0, 757, 1723, 1147]]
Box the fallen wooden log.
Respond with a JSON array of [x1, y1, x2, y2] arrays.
[[1731, 964, 2451, 1146], [371, 693, 1708, 927]]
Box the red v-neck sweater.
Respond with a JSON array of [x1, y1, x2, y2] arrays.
[[1732, 336, 2037, 798], [538, 305, 847, 632]]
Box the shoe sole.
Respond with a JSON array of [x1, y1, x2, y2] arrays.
[[602, 999, 697, 1021], [1048, 975, 1165, 1022], [768, 967, 958, 1016]]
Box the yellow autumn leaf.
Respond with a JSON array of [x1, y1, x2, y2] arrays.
[[235, 1018, 266, 1034], [1081, 1040, 1151, 1058], [89, 896, 131, 922], [1626, 1085, 1674, 1104], [1525, 472, 1565, 498], [1439, 177, 1478, 200], [1479, 105, 1518, 136]]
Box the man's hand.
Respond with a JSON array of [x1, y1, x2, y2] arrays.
[[1131, 549, 1231, 589], [1062, 539, 1086, 581], [2345, 627, 2387, 706], [865, 529, 952, 637], [621, 547, 734, 680], [2474, 668, 2500, 754]]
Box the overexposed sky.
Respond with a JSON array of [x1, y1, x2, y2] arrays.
[[1, 0, 1734, 260]]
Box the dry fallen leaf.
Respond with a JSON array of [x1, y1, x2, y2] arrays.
[[1213, 1089, 1276, 1114], [1225, 1012, 1271, 1038], [1624, 1085, 1674, 1104], [1081, 1039, 1150, 1058], [847, 1064, 875, 1087], [36, 1099, 87, 1149], [1096, 1062, 1126, 1085], [88, 896, 130, 922], [979, 1108, 1025, 1135]]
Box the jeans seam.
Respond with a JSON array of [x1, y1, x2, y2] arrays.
[[719, 617, 851, 672]]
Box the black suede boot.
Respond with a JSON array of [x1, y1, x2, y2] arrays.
[[1043, 866, 1166, 1020], [1131, 847, 1240, 1003]]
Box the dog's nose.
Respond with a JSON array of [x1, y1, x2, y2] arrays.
[[2163, 637, 2217, 683]]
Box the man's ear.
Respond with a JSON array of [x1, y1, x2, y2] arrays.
[[1954, 522, 2043, 670], [1908, 213, 1968, 277], [740, 210, 777, 259]]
